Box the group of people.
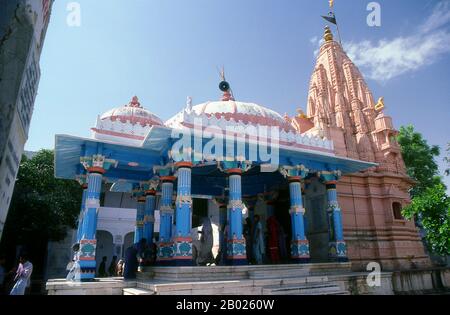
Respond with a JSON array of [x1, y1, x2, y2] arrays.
[[97, 255, 124, 277], [0, 253, 34, 295], [244, 214, 288, 265]]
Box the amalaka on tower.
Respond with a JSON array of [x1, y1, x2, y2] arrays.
[[288, 26, 429, 270]]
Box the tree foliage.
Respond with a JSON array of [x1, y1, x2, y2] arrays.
[[397, 125, 441, 197], [397, 125, 449, 256], [402, 183, 450, 256], [2, 149, 81, 244]]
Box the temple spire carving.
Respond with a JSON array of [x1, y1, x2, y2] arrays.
[[306, 27, 406, 174]]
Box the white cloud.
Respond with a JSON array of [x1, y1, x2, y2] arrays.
[[341, 0, 450, 82]]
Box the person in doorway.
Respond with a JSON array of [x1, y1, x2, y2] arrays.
[[278, 223, 288, 263], [253, 215, 265, 265], [123, 244, 138, 280], [108, 256, 117, 276], [267, 215, 281, 264], [98, 256, 108, 277], [197, 217, 214, 266], [116, 259, 124, 277], [243, 217, 253, 264], [10, 253, 33, 295]]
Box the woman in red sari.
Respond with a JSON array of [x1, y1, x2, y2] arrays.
[[266, 215, 281, 264]]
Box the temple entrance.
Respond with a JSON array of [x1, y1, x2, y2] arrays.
[[304, 177, 329, 262], [192, 198, 208, 228], [273, 189, 293, 263], [95, 230, 114, 271]]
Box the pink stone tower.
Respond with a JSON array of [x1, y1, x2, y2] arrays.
[[298, 26, 430, 270]]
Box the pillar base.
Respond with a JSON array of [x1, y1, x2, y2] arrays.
[[157, 241, 174, 263], [227, 239, 247, 263], [173, 237, 193, 263], [291, 239, 310, 261], [328, 241, 348, 261]]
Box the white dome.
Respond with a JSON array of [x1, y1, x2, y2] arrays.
[[167, 100, 295, 132], [99, 96, 163, 127], [92, 96, 163, 146]]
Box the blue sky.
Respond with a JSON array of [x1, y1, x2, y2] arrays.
[[27, 0, 449, 187]]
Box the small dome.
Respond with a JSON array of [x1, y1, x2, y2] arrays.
[[100, 96, 163, 127], [92, 96, 163, 146]]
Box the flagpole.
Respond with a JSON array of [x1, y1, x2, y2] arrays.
[[330, 3, 343, 48]]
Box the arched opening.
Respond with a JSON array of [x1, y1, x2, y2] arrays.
[[95, 230, 114, 276], [392, 202, 403, 220]]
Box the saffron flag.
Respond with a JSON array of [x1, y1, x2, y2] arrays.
[[321, 13, 337, 25], [329, 0, 334, 9]]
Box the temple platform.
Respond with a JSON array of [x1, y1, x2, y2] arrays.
[[46, 264, 450, 295]]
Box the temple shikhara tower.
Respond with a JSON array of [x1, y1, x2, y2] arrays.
[[287, 26, 429, 270]]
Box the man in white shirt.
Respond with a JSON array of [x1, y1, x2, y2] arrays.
[[10, 253, 33, 295]]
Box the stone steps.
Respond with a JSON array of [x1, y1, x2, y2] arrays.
[[263, 282, 348, 295], [126, 275, 349, 295], [123, 287, 154, 295]]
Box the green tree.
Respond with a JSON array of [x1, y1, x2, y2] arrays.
[[0, 149, 81, 275], [397, 125, 450, 256], [402, 183, 450, 256], [397, 125, 441, 197]]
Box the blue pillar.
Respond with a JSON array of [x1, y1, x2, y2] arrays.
[[225, 167, 247, 265], [325, 181, 348, 262], [288, 177, 310, 263], [143, 189, 156, 246], [77, 171, 103, 281], [73, 154, 117, 281], [173, 162, 193, 265], [156, 175, 175, 264], [134, 196, 145, 244], [76, 184, 87, 243]]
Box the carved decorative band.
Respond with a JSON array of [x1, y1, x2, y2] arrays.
[[227, 200, 243, 210], [226, 168, 243, 175], [289, 206, 305, 215], [160, 204, 174, 215], [145, 190, 157, 196], [144, 215, 155, 223], [160, 176, 176, 183], [85, 198, 100, 208], [137, 196, 146, 203], [288, 176, 301, 183], [175, 161, 193, 169], [176, 195, 192, 206], [87, 167, 106, 175]]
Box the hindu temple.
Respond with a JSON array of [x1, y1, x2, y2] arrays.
[[47, 26, 434, 294]]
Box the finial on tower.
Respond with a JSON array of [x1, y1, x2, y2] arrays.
[[218, 67, 235, 101], [324, 25, 334, 42], [129, 96, 142, 108]]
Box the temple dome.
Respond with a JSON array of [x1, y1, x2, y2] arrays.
[[92, 96, 163, 146], [166, 100, 295, 132], [99, 96, 163, 127]]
